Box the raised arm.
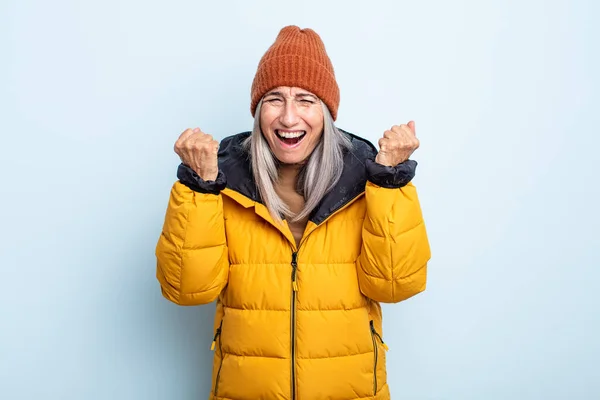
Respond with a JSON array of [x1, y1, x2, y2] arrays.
[[156, 128, 229, 305], [356, 122, 431, 303]]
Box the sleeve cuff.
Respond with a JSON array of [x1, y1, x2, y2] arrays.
[[365, 159, 417, 188], [177, 163, 227, 195]]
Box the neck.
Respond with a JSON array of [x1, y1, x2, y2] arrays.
[[275, 163, 308, 246], [277, 163, 302, 190]]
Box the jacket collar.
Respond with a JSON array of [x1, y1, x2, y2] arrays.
[[217, 130, 377, 226]]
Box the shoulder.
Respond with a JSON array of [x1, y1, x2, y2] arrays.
[[216, 131, 258, 200], [218, 131, 251, 157], [217, 131, 252, 172], [338, 128, 378, 160]]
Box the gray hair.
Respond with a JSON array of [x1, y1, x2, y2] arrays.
[[243, 100, 352, 223]]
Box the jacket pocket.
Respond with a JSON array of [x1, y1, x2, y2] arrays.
[[211, 320, 224, 396], [370, 320, 389, 395]]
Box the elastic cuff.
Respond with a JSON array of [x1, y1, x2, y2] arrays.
[[177, 163, 227, 195], [365, 159, 417, 188]]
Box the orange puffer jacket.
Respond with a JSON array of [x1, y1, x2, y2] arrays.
[[156, 131, 431, 400]]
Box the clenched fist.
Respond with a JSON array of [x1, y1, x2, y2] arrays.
[[375, 121, 419, 167], [174, 127, 220, 181]]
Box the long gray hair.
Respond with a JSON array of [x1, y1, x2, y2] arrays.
[[243, 99, 352, 223]]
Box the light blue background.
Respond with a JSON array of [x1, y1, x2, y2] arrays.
[[1, 1, 599, 399]]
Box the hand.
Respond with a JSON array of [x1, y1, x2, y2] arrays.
[[375, 121, 419, 167], [174, 127, 220, 181]]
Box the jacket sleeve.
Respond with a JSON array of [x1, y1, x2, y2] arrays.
[[155, 166, 229, 306], [356, 159, 431, 303]]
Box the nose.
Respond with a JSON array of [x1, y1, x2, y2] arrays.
[[279, 101, 300, 127]]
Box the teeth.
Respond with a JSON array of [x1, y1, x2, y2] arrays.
[[277, 130, 305, 139]]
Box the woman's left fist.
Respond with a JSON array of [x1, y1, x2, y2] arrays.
[[375, 121, 419, 166]]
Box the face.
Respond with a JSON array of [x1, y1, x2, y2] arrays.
[[260, 86, 324, 165]]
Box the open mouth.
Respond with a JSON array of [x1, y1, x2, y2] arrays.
[[276, 130, 306, 146]]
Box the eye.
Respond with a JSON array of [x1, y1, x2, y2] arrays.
[[266, 98, 283, 104], [300, 99, 315, 104]]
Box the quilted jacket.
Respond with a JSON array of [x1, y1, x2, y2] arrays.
[[156, 131, 431, 400]]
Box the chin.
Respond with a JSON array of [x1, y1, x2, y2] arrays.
[[275, 154, 305, 165]]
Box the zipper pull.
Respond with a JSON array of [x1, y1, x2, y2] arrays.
[[376, 335, 389, 351], [291, 252, 298, 292], [211, 328, 221, 351], [370, 321, 389, 351]]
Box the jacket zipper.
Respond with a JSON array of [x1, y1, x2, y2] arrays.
[[288, 195, 364, 399], [290, 251, 298, 400], [211, 320, 224, 396], [370, 320, 389, 395]]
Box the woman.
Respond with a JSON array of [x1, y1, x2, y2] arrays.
[[156, 25, 430, 400]]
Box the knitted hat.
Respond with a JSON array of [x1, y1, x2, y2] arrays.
[[250, 26, 340, 120]]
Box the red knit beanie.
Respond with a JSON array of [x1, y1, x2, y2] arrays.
[[250, 26, 340, 120]]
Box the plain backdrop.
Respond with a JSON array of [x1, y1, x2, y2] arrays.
[[1, 0, 599, 399]]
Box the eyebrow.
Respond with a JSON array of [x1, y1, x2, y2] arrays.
[[264, 91, 318, 100], [297, 93, 318, 100]]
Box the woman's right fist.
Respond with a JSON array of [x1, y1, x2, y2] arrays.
[[174, 127, 220, 181]]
